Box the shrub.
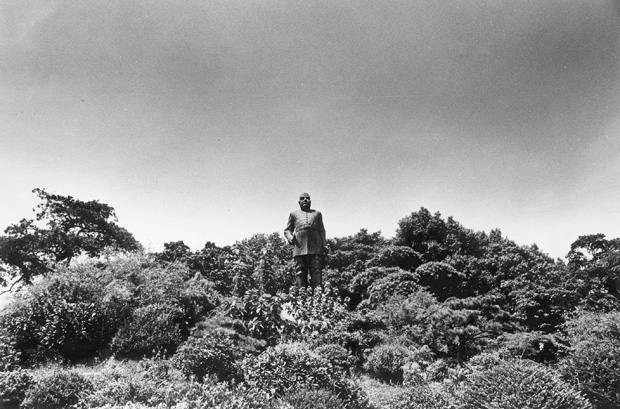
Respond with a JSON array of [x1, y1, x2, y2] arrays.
[[0, 329, 22, 370], [422, 358, 453, 383], [563, 310, 620, 344], [1, 253, 220, 363], [0, 369, 33, 406], [22, 369, 93, 409], [315, 311, 387, 365], [385, 384, 454, 409], [365, 245, 423, 271], [1, 272, 111, 361], [322, 267, 357, 299], [242, 342, 337, 395], [79, 358, 191, 408], [363, 343, 413, 383], [498, 331, 562, 363], [311, 309, 386, 363], [560, 339, 620, 408], [348, 267, 401, 304], [282, 388, 345, 409], [111, 303, 185, 358], [415, 262, 465, 300], [362, 270, 419, 308], [378, 290, 487, 361], [465, 351, 503, 371], [241, 342, 370, 408], [228, 289, 287, 345], [185, 382, 278, 409], [560, 310, 620, 408], [315, 344, 356, 373], [280, 285, 350, 343], [458, 359, 592, 409], [173, 332, 240, 382], [81, 358, 276, 409], [80, 357, 287, 408]]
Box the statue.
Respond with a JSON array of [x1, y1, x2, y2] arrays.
[[284, 192, 327, 289]]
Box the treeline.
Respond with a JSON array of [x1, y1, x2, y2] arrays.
[[1, 190, 620, 408]]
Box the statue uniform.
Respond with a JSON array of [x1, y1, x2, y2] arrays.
[[284, 209, 326, 288]]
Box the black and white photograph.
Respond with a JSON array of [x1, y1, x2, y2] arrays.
[[1, 1, 619, 407]]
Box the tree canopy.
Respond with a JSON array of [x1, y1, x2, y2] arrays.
[[0, 188, 140, 287]]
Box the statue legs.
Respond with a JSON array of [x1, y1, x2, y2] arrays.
[[294, 255, 323, 289]]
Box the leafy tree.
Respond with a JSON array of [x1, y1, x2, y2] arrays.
[[363, 270, 420, 308], [0, 189, 140, 286], [365, 245, 423, 271], [395, 208, 488, 264], [564, 234, 620, 312], [415, 262, 466, 301], [395, 208, 449, 262], [326, 229, 387, 272], [156, 240, 192, 263], [567, 234, 620, 267]]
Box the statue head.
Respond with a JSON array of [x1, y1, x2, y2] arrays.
[[298, 192, 311, 211]]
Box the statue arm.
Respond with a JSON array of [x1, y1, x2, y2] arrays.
[[284, 212, 295, 244], [317, 212, 326, 247]]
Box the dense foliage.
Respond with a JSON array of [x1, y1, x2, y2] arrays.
[[1, 199, 620, 408], [0, 189, 140, 286], [459, 359, 592, 409]]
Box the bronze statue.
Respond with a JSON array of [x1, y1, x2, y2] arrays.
[[284, 192, 326, 288]]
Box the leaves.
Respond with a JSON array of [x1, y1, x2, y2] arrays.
[[0, 189, 140, 285]]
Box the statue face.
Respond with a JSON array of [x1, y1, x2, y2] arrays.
[[298, 193, 311, 210]]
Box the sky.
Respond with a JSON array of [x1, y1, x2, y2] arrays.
[[1, 0, 619, 260]]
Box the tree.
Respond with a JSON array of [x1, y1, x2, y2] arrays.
[[156, 240, 192, 263], [567, 233, 620, 267], [395, 208, 448, 262], [0, 188, 140, 287], [564, 234, 620, 311]]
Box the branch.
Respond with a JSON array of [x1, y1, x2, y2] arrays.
[[0, 275, 25, 296]]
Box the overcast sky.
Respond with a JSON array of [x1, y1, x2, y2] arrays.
[[1, 0, 619, 259]]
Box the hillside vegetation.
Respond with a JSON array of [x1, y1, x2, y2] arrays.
[[1, 192, 620, 408]]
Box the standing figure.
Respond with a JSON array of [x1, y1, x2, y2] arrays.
[[284, 192, 327, 289]]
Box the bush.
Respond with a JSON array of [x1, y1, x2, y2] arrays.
[[78, 358, 262, 408], [365, 245, 423, 271], [0, 253, 220, 363], [377, 290, 487, 361], [184, 382, 278, 409], [560, 310, 620, 408], [348, 267, 406, 305], [415, 262, 465, 300], [22, 369, 93, 409], [498, 331, 562, 363], [315, 344, 356, 373], [241, 342, 371, 408], [0, 369, 33, 406], [228, 289, 287, 345], [311, 309, 386, 363], [281, 285, 350, 343], [1, 272, 112, 362], [465, 351, 503, 371], [363, 343, 413, 383], [0, 329, 22, 371], [560, 340, 620, 408], [111, 303, 185, 358], [173, 332, 240, 382], [362, 270, 419, 308], [282, 388, 345, 409], [458, 359, 592, 409], [563, 310, 620, 344], [79, 358, 190, 408], [385, 384, 454, 409]]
